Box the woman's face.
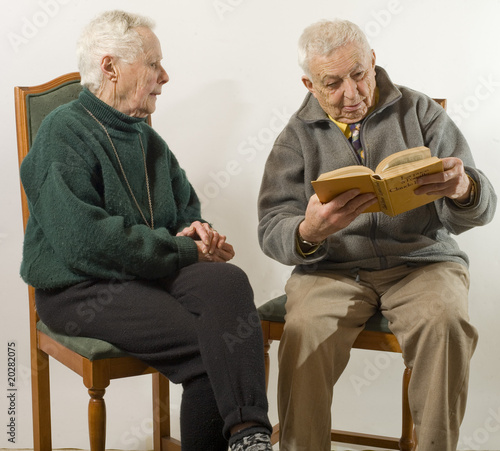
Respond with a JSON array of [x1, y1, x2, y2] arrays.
[[112, 27, 169, 117]]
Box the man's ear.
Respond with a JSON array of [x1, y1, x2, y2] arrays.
[[370, 50, 376, 69], [301, 75, 315, 95], [100, 55, 118, 82]]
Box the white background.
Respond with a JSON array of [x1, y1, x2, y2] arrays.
[[1, 0, 499, 449]]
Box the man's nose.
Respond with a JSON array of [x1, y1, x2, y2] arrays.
[[343, 78, 358, 99]]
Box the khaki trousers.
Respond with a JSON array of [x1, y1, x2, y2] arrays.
[[278, 262, 477, 451]]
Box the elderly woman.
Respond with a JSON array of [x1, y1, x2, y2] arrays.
[[20, 10, 272, 451]]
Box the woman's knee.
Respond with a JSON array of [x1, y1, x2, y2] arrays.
[[193, 262, 252, 295]]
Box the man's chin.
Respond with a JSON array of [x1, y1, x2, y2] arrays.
[[341, 108, 367, 123]]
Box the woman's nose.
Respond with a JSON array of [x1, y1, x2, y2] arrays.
[[159, 65, 169, 84]]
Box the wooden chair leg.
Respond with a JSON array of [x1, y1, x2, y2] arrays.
[[270, 424, 280, 446], [400, 367, 416, 451], [88, 388, 106, 451], [153, 373, 182, 450], [153, 372, 170, 451], [263, 340, 271, 392], [31, 348, 52, 451]]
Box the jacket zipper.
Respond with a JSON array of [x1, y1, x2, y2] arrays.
[[359, 117, 388, 270]]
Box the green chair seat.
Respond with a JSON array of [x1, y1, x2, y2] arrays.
[[257, 294, 392, 334], [37, 321, 127, 361]]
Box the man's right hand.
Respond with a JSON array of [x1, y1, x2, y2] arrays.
[[298, 189, 378, 243]]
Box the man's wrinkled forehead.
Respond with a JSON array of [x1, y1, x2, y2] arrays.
[[321, 62, 366, 83], [310, 45, 371, 81]]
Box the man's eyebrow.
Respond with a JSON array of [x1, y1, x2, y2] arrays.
[[351, 63, 368, 74], [321, 64, 366, 83], [322, 74, 342, 82]]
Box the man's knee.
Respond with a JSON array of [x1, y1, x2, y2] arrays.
[[412, 296, 477, 351]]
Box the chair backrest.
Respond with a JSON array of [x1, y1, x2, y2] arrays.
[[15, 72, 153, 229], [433, 98, 447, 110], [15, 72, 82, 231]]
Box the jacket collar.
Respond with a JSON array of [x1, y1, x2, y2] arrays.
[[296, 65, 402, 124]]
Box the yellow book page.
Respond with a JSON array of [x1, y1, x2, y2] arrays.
[[315, 165, 373, 181], [376, 146, 431, 173], [377, 156, 441, 179]]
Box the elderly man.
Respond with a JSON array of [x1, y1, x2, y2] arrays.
[[258, 19, 496, 451]]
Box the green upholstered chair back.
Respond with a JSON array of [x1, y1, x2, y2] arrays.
[[25, 77, 82, 147], [15, 72, 82, 230]]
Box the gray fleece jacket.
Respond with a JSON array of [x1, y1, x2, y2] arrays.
[[258, 66, 497, 270]]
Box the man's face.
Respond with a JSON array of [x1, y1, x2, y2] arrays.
[[302, 42, 377, 123]]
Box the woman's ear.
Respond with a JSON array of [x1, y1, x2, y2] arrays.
[[100, 55, 118, 82]]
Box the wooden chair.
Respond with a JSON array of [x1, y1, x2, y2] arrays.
[[258, 98, 447, 451], [259, 294, 414, 450], [14, 72, 181, 451]]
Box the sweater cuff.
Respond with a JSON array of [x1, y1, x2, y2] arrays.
[[175, 236, 199, 269]]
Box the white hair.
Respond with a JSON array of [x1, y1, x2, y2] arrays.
[[298, 19, 372, 77], [77, 10, 155, 93]]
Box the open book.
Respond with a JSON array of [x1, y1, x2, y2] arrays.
[[311, 146, 444, 217]]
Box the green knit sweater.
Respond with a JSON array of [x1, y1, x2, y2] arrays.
[[21, 88, 201, 289]]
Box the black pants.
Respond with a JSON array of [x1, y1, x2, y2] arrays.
[[36, 262, 271, 450]]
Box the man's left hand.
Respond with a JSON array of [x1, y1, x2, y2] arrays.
[[415, 157, 472, 202]]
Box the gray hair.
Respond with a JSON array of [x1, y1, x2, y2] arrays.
[[77, 10, 155, 93], [298, 19, 371, 77]]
